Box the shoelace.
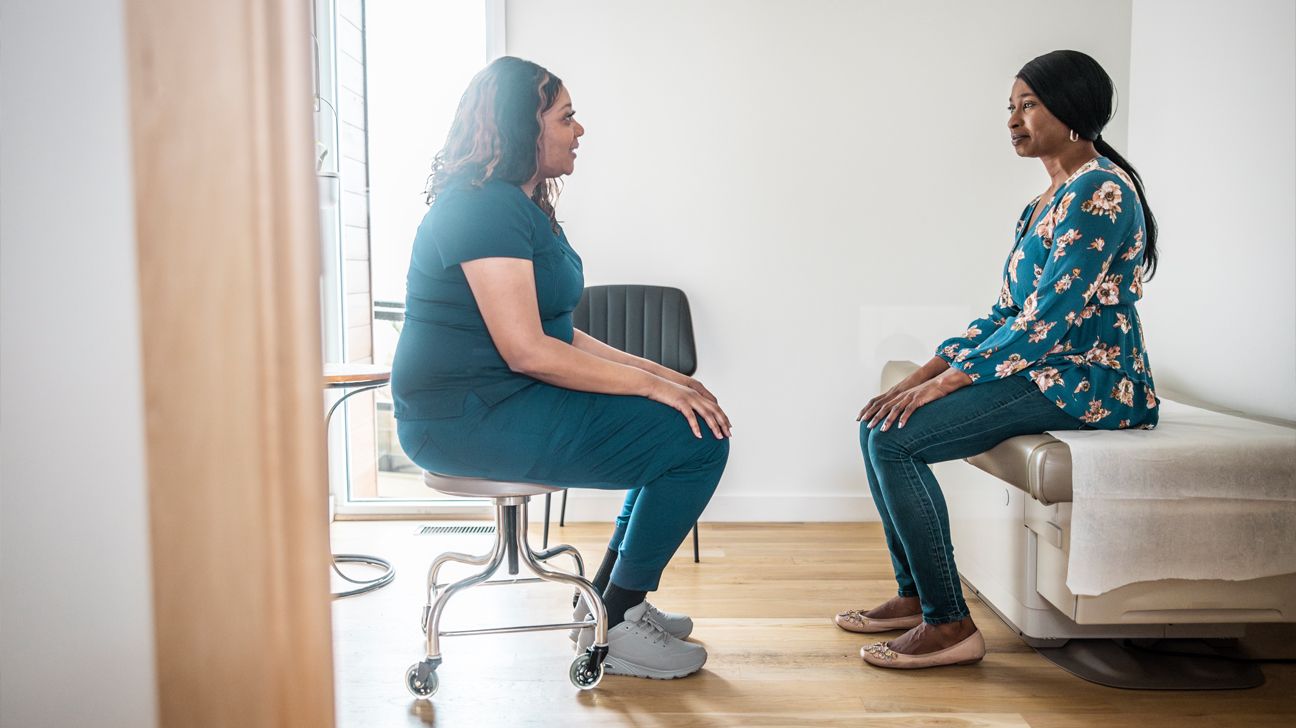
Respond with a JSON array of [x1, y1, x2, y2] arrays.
[[644, 603, 670, 624], [584, 599, 674, 628], [632, 611, 674, 646]]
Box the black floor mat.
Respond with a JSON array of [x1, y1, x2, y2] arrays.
[[1034, 639, 1266, 690]]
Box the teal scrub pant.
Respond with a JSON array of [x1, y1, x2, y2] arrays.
[[397, 383, 729, 591]]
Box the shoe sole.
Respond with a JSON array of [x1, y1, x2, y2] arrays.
[[861, 656, 984, 669], [603, 654, 707, 680]]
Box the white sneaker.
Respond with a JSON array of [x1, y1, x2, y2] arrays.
[[571, 598, 694, 649], [601, 602, 707, 680], [643, 602, 694, 640]]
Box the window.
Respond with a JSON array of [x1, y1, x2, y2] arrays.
[[317, 0, 501, 515]]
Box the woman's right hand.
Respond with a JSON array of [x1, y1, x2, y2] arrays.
[[857, 356, 951, 423], [648, 378, 732, 440], [857, 382, 910, 424]]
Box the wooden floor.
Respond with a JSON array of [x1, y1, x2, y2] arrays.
[[330, 521, 1296, 728]]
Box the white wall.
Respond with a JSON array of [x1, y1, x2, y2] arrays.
[[0, 2, 160, 726], [1129, 0, 1296, 421], [507, 0, 1134, 520]]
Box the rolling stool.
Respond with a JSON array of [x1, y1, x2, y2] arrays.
[[406, 472, 610, 698], [324, 364, 396, 598]]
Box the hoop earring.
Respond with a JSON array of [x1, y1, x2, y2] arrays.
[[1069, 129, 1080, 142]]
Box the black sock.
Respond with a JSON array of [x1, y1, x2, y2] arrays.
[[591, 548, 617, 594], [602, 583, 647, 628]]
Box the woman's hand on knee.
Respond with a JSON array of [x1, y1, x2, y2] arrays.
[[857, 359, 948, 424], [867, 385, 933, 431], [866, 370, 973, 431], [858, 384, 907, 424], [648, 379, 732, 440]]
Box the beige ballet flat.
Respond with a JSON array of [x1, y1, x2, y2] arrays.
[[860, 630, 986, 669], [833, 608, 923, 633]]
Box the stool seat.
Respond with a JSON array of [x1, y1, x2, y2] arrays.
[[424, 471, 562, 499]]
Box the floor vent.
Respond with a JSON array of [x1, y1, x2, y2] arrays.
[[417, 525, 495, 535]]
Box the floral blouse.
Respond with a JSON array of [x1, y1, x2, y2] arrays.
[[936, 157, 1159, 429]]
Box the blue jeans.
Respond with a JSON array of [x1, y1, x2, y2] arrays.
[[859, 375, 1084, 624]]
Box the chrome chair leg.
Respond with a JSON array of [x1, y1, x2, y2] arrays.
[[408, 496, 609, 699], [423, 537, 584, 626], [531, 541, 587, 606], [422, 545, 497, 632], [427, 547, 495, 596], [515, 500, 607, 649], [532, 542, 585, 576], [422, 505, 508, 657]]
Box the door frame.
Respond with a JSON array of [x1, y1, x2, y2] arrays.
[[125, 0, 336, 725]]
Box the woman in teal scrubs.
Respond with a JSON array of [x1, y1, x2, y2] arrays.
[[391, 57, 730, 681]]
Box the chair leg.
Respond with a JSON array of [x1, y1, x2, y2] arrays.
[[516, 499, 607, 649], [542, 492, 552, 549], [559, 488, 568, 527], [532, 543, 586, 577], [408, 498, 610, 698], [422, 504, 509, 660], [425, 544, 497, 615], [692, 522, 700, 563]]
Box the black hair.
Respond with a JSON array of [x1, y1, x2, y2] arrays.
[[1018, 50, 1159, 280]]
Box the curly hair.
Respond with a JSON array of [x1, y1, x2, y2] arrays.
[[425, 56, 565, 227]]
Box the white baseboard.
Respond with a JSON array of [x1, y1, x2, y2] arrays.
[[546, 491, 881, 523]]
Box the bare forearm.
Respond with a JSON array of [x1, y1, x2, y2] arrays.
[[904, 356, 951, 388], [571, 330, 687, 384], [511, 336, 665, 396]]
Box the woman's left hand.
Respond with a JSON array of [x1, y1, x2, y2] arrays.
[[867, 369, 973, 431]]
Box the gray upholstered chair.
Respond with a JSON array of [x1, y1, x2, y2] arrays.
[[541, 284, 704, 563]]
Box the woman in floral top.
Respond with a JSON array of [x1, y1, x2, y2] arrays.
[[937, 155, 1158, 428], [838, 50, 1161, 670]]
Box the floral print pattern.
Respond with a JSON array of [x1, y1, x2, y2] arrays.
[[936, 158, 1159, 430], [1081, 180, 1124, 222]]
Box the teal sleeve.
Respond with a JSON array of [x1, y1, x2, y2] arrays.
[[935, 276, 1020, 364], [954, 171, 1134, 382], [433, 186, 536, 268]]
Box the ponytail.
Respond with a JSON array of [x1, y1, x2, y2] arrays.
[[1094, 136, 1158, 280]]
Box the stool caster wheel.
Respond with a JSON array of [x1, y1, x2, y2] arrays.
[[569, 652, 604, 690], [406, 661, 438, 698]]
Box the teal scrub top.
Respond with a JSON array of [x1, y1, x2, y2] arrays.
[[391, 180, 584, 420], [935, 157, 1159, 430]]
